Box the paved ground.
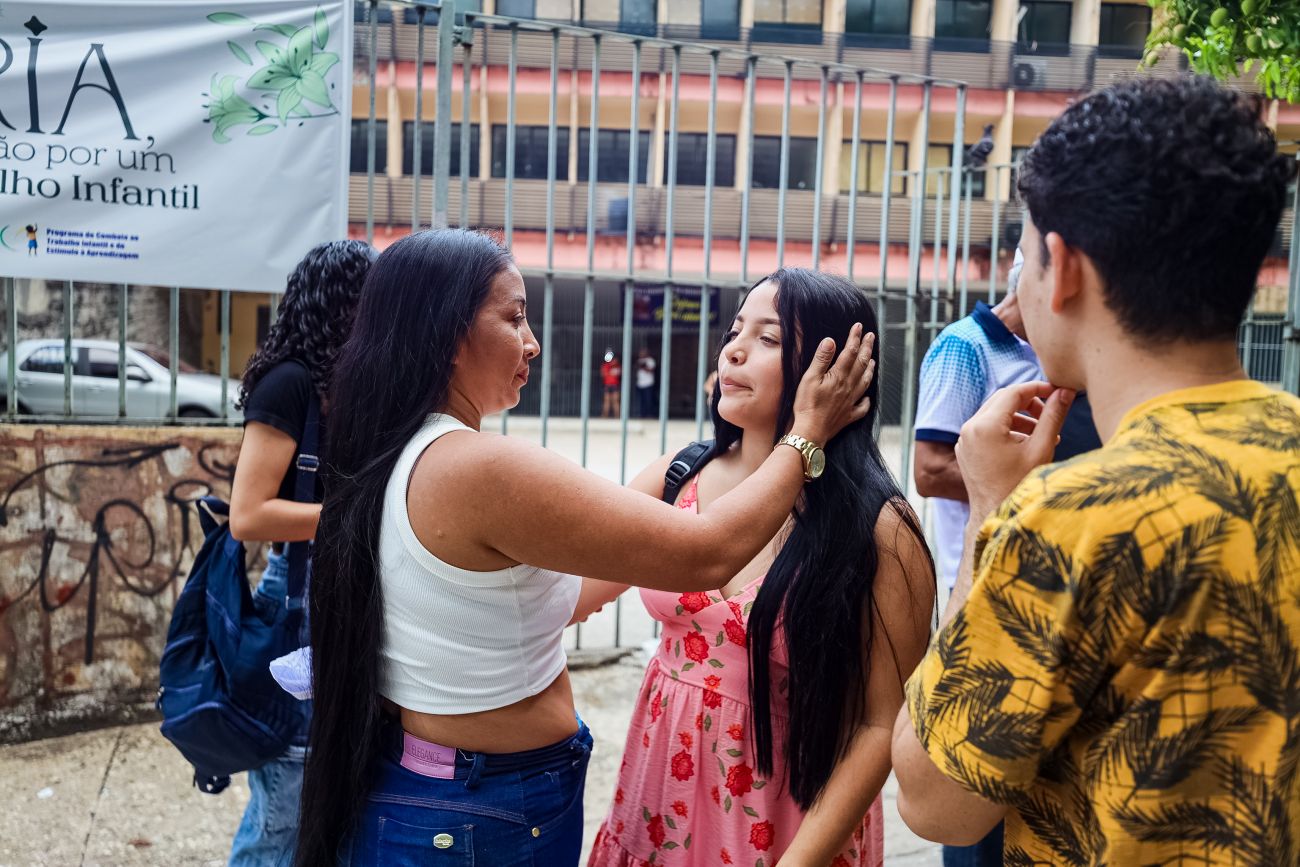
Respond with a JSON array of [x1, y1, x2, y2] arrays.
[[0, 653, 940, 866]]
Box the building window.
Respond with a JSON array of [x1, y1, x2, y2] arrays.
[[701, 0, 741, 39], [350, 119, 388, 174], [1017, 0, 1072, 53], [495, 0, 537, 18], [753, 0, 822, 43], [751, 136, 819, 190], [934, 0, 991, 49], [402, 122, 481, 178], [927, 145, 986, 197], [491, 125, 570, 180], [577, 130, 652, 183], [1098, 4, 1151, 58], [839, 141, 908, 195], [666, 133, 737, 187], [355, 2, 393, 24], [844, 0, 911, 43], [619, 0, 657, 34]]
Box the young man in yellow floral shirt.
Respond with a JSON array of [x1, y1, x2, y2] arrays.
[[891, 75, 1300, 866]]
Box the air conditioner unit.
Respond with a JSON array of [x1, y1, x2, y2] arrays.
[[1012, 57, 1050, 90]]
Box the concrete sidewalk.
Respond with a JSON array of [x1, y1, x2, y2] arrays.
[[0, 655, 941, 866]]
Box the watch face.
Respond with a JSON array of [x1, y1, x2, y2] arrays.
[[808, 447, 826, 479]]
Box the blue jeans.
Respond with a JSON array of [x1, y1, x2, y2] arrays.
[[229, 551, 309, 867], [943, 822, 1004, 867], [344, 719, 594, 866]]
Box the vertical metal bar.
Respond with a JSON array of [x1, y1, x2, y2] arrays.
[[660, 46, 682, 455], [697, 50, 719, 439], [845, 72, 863, 281], [960, 173, 972, 315], [739, 56, 757, 286], [540, 28, 560, 448], [776, 61, 792, 269], [169, 286, 180, 421], [989, 163, 1003, 302], [946, 85, 966, 307], [811, 65, 828, 270], [219, 288, 230, 421], [433, 0, 457, 228], [505, 24, 519, 250], [62, 280, 73, 418], [580, 34, 603, 468], [1284, 167, 1300, 396], [412, 6, 426, 231], [626, 41, 642, 277], [620, 40, 642, 489], [1242, 297, 1256, 378], [5, 277, 15, 421], [117, 284, 128, 419], [878, 77, 898, 300], [899, 82, 932, 491], [930, 169, 944, 342], [461, 36, 472, 229], [365, 0, 378, 244], [269, 290, 280, 325]]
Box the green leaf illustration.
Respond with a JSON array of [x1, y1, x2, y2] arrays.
[[208, 12, 252, 25], [247, 123, 278, 135], [314, 8, 330, 48], [228, 40, 253, 65], [743, 805, 760, 817], [287, 26, 315, 72], [255, 40, 282, 64], [277, 85, 303, 122], [298, 69, 330, 107], [255, 23, 300, 38], [205, 73, 265, 143], [248, 67, 297, 91]]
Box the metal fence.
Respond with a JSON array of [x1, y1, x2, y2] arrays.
[[3, 0, 1299, 651]]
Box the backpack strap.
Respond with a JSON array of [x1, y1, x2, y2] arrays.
[[284, 394, 320, 610], [662, 440, 715, 505]]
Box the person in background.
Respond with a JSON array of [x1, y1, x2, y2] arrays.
[[602, 348, 623, 418], [635, 347, 657, 418], [893, 75, 1300, 866], [226, 239, 376, 867], [581, 269, 935, 867], [911, 248, 1100, 867]]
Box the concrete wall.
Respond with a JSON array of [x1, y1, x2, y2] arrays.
[[0, 424, 246, 743]]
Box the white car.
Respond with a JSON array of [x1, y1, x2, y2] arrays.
[[2, 339, 241, 420]]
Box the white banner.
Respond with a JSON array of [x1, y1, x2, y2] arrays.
[[0, 0, 351, 292]]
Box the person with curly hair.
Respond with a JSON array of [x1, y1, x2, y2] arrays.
[[893, 75, 1300, 865], [226, 238, 376, 867]]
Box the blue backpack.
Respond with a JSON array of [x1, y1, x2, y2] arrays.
[[157, 399, 319, 794]]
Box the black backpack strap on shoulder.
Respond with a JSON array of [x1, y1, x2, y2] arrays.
[[285, 394, 320, 610], [662, 440, 715, 505]]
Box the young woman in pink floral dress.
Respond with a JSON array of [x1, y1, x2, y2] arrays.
[[580, 269, 936, 867]]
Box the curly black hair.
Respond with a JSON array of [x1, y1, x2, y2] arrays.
[[1017, 74, 1294, 343], [237, 239, 377, 409]]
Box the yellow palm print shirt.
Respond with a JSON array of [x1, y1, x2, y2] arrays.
[[907, 380, 1300, 866]]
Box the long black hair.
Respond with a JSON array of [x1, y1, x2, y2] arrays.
[[295, 230, 515, 867], [236, 239, 376, 409], [712, 268, 934, 809]]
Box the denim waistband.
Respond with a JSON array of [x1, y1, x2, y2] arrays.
[[380, 715, 591, 780]]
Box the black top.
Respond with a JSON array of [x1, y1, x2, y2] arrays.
[[242, 360, 326, 503]]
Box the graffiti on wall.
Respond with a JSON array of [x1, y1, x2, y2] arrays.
[[0, 426, 243, 740]]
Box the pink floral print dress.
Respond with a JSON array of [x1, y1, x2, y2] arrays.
[[588, 477, 884, 867]]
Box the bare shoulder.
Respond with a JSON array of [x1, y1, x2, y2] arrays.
[[408, 429, 572, 496], [874, 498, 933, 576], [628, 452, 676, 498]]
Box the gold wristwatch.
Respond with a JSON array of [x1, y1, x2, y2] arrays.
[[776, 433, 826, 481]]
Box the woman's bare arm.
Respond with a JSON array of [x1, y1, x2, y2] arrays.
[[228, 422, 321, 542]]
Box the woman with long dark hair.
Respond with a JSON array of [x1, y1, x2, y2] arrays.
[[226, 239, 376, 866], [585, 269, 936, 867], [295, 230, 876, 866]]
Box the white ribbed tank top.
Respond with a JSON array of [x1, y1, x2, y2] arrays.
[[377, 413, 581, 714]]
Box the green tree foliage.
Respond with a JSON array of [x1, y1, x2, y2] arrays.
[[1146, 0, 1300, 100]]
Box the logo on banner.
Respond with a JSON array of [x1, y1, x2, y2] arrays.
[[204, 8, 340, 143]]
